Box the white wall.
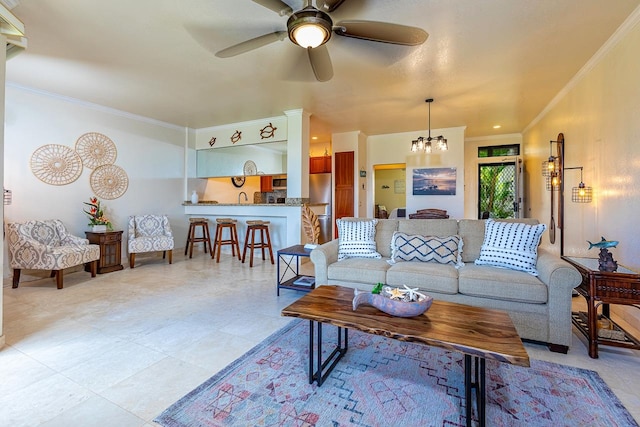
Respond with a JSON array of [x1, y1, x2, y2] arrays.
[[524, 14, 640, 328], [3, 85, 189, 281], [367, 126, 466, 219]]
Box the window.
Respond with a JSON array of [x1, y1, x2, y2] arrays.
[[478, 144, 520, 158]]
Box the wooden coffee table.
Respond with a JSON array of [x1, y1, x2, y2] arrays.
[[281, 285, 530, 427]]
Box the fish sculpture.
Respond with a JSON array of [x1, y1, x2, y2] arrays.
[[587, 237, 619, 250]]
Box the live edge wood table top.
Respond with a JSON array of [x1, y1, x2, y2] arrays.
[[282, 285, 530, 368]]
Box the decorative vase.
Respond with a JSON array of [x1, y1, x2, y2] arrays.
[[191, 190, 199, 204], [91, 224, 107, 232], [352, 288, 433, 317]]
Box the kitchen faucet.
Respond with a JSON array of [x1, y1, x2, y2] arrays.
[[238, 191, 248, 204]]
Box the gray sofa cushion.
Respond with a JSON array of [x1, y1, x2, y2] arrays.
[[387, 262, 459, 294], [458, 263, 547, 303], [328, 257, 390, 284], [374, 219, 399, 257], [397, 218, 458, 237]]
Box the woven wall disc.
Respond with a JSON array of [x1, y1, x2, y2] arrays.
[[75, 132, 117, 169], [30, 144, 83, 185], [90, 164, 129, 199]]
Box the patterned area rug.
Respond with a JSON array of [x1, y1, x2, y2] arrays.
[[156, 319, 637, 427]]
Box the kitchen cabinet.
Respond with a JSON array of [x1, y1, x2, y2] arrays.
[[260, 175, 273, 192], [310, 156, 331, 174]]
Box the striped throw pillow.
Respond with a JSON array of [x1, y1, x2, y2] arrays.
[[474, 219, 546, 275], [337, 219, 381, 261]]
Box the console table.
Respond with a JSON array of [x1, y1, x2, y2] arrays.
[[85, 230, 124, 274], [563, 256, 640, 358]]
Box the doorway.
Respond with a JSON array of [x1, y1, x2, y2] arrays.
[[373, 164, 406, 219], [477, 159, 521, 219]]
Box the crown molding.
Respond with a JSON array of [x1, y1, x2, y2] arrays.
[[6, 81, 186, 132], [523, 5, 640, 134]]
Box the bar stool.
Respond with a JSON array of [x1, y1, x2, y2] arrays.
[[212, 218, 241, 262], [184, 217, 212, 258], [242, 220, 275, 267]]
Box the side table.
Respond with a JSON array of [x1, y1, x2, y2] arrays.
[[563, 256, 640, 358], [85, 230, 124, 274], [277, 244, 314, 295]]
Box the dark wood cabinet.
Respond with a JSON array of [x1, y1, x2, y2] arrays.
[[85, 230, 124, 274], [260, 175, 273, 192], [563, 256, 640, 358], [310, 156, 331, 174]]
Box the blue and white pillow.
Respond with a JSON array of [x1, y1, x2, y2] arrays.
[[337, 219, 381, 261], [391, 232, 464, 267], [474, 219, 546, 275]]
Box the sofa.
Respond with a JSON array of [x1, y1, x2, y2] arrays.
[[310, 217, 582, 353]]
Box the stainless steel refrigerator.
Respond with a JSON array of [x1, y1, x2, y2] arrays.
[[309, 173, 332, 244]]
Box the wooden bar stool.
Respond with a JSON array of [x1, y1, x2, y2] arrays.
[[184, 218, 212, 258], [212, 218, 241, 262], [242, 220, 275, 267]]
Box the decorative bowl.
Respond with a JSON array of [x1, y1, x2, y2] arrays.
[[352, 288, 433, 317]]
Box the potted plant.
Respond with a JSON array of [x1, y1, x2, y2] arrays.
[[83, 196, 113, 232]]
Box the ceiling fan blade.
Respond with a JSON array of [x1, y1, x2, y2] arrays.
[[334, 20, 428, 46], [252, 0, 293, 16], [216, 31, 287, 58], [308, 45, 333, 82], [318, 0, 346, 13]]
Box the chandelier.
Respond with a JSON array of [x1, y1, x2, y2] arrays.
[[411, 98, 448, 153]]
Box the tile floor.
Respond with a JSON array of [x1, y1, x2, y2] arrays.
[[1, 251, 639, 426]]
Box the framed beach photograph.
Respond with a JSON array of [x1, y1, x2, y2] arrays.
[[412, 168, 457, 195]]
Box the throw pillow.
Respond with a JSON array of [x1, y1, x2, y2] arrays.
[[390, 232, 464, 267], [337, 219, 381, 261], [474, 219, 547, 275]]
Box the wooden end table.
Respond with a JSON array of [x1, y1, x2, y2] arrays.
[[85, 230, 124, 274], [563, 256, 640, 358], [282, 285, 529, 427]]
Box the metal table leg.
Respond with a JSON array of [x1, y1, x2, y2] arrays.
[[465, 354, 486, 427], [308, 321, 348, 386]]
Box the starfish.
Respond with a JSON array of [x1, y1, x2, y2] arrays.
[[388, 287, 406, 300], [402, 285, 426, 301]]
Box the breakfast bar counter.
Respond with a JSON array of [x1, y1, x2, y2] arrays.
[[183, 202, 305, 251]]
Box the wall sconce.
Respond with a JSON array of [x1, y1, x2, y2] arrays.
[[542, 139, 562, 191], [3, 188, 12, 205], [565, 167, 593, 203], [541, 134, 564, 244]]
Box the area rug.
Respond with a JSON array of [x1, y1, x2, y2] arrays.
[[156, 319, 638, 427]]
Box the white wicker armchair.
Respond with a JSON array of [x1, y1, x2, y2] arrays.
[[6, 219, 100, 289], [127, 214, 174, 268]]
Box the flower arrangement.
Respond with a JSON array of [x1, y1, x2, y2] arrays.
[[83, 196, 113, 230]]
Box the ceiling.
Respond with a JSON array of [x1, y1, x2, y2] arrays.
[[5, 0, 640, 143]]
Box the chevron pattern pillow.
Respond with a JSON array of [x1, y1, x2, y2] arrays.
[[337, 219, 381, 261], [474, 219, 546, 275], [390, 232, 463, 267]]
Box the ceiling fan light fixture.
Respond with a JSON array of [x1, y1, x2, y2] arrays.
[[287, 8, 333, 49]]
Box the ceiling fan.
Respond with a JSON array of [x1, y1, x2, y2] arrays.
[[215, 0, 428, 82]]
